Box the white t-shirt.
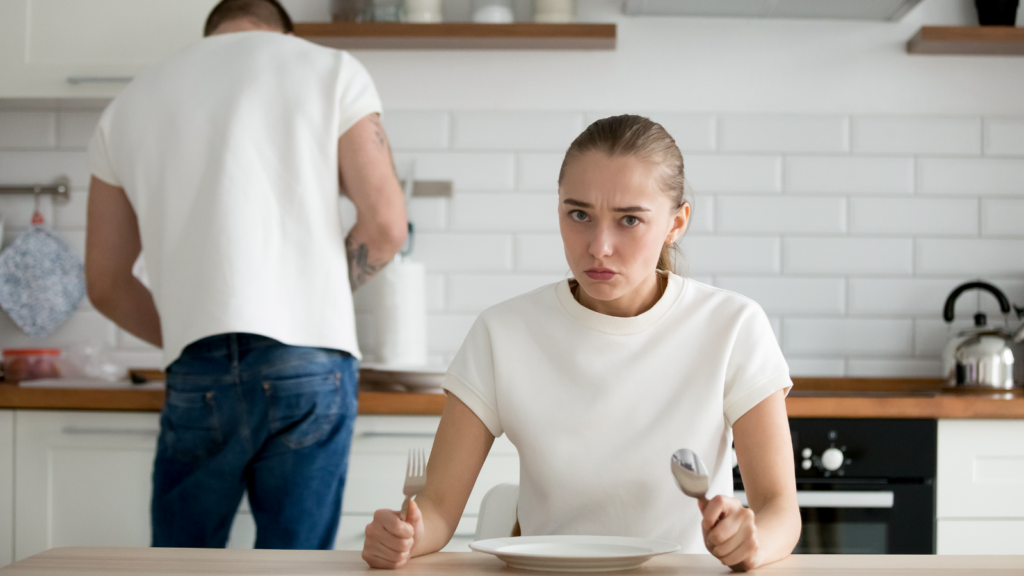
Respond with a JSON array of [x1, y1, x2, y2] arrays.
[[88, 31, 383, 366], [442, 273, 791, 552]]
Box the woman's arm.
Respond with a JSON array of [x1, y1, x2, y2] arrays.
[[362, 393, 495, 569], [700, 389, 801, 570]]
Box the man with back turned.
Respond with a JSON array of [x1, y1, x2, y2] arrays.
[[85, 0, 407, 549]]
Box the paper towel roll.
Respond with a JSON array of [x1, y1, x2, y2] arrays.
[[363, 261, 428, 366]]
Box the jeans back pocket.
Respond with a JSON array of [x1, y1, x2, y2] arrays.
[[161, 389, 225, 463], [263, 372, 351, 450]]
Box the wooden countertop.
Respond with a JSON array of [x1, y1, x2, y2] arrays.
[[1, 378, 1023, 419], [2, 547, 1021, 575]]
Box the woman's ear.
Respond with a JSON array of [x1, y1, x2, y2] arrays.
[[665, 201, 690, 245]]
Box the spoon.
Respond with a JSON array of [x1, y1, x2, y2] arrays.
[[671, 448, 747, 573], [670, 448, 709, 502]]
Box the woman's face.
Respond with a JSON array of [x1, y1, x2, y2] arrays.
[[558, 151, 689, 315]]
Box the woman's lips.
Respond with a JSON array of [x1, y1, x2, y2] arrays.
[[585, 268, 616, 281]]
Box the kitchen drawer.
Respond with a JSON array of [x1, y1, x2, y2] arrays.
[[937, 519, 1024, 555], [937, 420, 1024, 519], [336, 514, 477, 552]]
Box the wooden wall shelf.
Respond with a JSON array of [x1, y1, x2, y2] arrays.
[[908, 26, 1024, 55], [294, 22, 616, 50]]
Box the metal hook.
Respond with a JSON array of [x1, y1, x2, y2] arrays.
[[31, 186, 44, 226]]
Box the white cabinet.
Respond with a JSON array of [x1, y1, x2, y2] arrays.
[[337, 415, 520, 552], [0, 0, 216, 98], [0, 411, 13, 568], [10, 411, 519, 559], [13, 410, 162, 561], [937, 519, 1024, 555], [936, 419, 1024, 555]]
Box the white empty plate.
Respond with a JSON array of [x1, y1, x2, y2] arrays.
[[470, 535, 680, 572]]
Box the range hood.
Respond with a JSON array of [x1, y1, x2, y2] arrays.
[[623, 0, 923, 21]]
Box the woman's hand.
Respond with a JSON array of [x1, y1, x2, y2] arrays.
[[699, 495, 762, 572], [362, 500, 425, 569]]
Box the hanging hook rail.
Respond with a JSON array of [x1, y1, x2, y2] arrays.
[[0, 177, 71, 201]]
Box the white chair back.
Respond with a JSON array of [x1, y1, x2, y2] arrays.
[[473, 483, 519, 541]]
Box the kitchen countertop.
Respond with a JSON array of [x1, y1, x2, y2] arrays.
[[1, 377, 1023, 419], [2, 547, 1022, 575]]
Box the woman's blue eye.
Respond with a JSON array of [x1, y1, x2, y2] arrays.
[[623, 215, 640, 226], [570, 210, 588, 222]]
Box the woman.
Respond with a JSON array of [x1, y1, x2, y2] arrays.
[[362, 115, 801, 571]]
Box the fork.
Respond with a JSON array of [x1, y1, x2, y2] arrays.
[[400, 448, 427, 521]]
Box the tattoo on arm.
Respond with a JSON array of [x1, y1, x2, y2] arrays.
[[346, 233, 388, 291], [369, 115, 389, 150], [369, 115, 400, 180]]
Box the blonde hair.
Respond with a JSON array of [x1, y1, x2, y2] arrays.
[[557, 115, 689, 273]]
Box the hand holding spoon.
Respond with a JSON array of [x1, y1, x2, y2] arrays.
[[671, 448, 747, 572]]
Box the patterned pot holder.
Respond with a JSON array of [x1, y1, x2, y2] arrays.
[[0, 224, 86, 338]]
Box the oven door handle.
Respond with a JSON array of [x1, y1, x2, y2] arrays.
[[735, 490, 894, 509]]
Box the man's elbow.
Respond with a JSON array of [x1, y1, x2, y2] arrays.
[[371, 218, 407, 258], [385, 219, 408, 254]]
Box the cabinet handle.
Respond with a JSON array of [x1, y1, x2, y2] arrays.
[[66, 76, 133, 85], [358, 432, 435, 439], [735, 490, 894, 509], [61, 427, 159, 437]]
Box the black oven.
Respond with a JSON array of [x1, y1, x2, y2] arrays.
[[734, 419, 936, 554]]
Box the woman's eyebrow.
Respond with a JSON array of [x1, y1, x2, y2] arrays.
[[562, 198, 651, 212]]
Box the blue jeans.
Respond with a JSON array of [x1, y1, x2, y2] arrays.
[[151, 333, 358, 550]]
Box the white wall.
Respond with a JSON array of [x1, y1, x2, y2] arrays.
[[1, 0, 1024, 376]]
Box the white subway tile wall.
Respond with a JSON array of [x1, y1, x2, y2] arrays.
[[718, 115, 848, 153], [851, 117, 981, 156], [2, 109, 1023, 378], [985, 119, 1024, 157]]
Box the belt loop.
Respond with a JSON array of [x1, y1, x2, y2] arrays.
[[230, 333, 239, 373]]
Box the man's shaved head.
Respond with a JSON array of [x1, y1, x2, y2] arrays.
[[204, 0, 293, 36]]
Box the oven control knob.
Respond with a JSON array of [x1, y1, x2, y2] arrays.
[[821, 447, 845, 471]]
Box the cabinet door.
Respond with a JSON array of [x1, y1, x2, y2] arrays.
[[339, 415, 520, 551], [13, 410, 160, 561], [0, 411, 13, 568], [0, 0, 216, 98], [938, 519, 1024, 555], [937, 420, 1024, 519]]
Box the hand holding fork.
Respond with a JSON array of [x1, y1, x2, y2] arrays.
[[362, 448, 428, 569], [400, 448, 427, 521]]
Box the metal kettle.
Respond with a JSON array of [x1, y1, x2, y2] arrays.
[[942, 281, 1024, 390]]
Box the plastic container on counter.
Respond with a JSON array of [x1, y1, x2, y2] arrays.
[[2, 349, 61, 383]]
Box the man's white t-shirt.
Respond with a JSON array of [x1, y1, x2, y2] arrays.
[[442, 273, 791, 552], [88, 31, 382, 366]]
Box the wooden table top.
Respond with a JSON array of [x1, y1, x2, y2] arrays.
[[1, 548, 1022, 575], [2, 378, 1023, 419]]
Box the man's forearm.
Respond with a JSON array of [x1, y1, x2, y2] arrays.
[[92, 278, 163, 347], [345, 221, 403, 291]]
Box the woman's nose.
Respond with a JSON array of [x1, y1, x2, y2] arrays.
[[589, 227, 613, 258]]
